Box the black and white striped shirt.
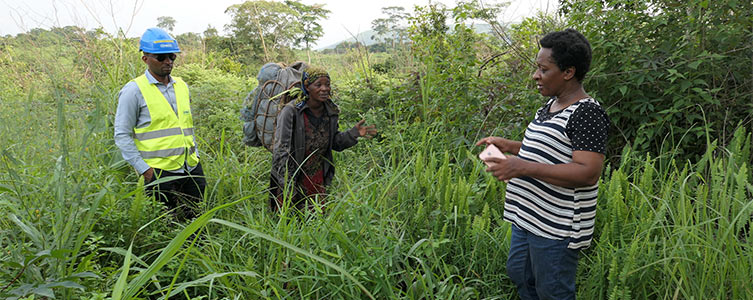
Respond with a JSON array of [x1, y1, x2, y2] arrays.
[[504, 97, 609, 249]]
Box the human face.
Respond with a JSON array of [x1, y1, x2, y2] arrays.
[[142, 52, 176, 78], [306, 76, 331, 104], [532, 47, 570, 97]]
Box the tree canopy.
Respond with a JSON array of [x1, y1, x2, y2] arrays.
[[157, 16, 176, 33], [224, 0, 329, 61], [286, 0, 330, 50], [371, 6, 409, 49]]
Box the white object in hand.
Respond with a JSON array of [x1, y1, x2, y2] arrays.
[[478, 144, 506, 167]]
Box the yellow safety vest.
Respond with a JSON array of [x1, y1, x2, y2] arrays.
[[132, 74, 199, 170]]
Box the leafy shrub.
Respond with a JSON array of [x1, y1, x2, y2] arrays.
[[174, 63, 254, 154], [562, 0, 753, 161]]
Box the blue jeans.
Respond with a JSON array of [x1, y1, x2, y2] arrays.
[[507, 225, 579, 300]]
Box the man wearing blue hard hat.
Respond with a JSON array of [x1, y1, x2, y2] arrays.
[[114, 27, 205, 220]]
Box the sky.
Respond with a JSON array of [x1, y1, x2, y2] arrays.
[[0, 0, 557, 49]]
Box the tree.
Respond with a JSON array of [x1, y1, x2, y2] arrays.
[[156, 16, 176, 33], [203, 25, 218, 38], [452, 0, 509, 22], [285, 0, 330, 50], [225, 0, 300, 62], [176, 32, 202, 49], [201, 25, 228, 55], [371, 6, 409, 50]]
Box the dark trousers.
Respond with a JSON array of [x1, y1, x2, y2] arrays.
[[146, 162, 206, 221], [507, 224, 579, 300]]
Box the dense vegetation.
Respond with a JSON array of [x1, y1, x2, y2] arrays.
[[1, 0, 751, 299]]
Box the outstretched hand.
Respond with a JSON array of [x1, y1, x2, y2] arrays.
[[356, 119, 377, 139]]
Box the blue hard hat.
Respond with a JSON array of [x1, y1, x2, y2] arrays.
[[139, 27, 180, 54]]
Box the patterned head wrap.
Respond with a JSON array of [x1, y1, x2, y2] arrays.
[[300, 66, 330, 98]]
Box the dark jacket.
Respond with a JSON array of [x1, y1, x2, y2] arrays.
[[270, 99, 359, 201]]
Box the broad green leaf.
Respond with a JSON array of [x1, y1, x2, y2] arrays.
[[3, 261, 23, 269], [24, 250, 51, 266], [40, 281, 86, 290], [0, 183, 13, 193], [66, 271, 100, 279], [31, 286, 55, 298], [688, 60, 701, 70], [10, 214, 45, 247], [50, 249, 72, 259], [680, 80, 692, 92]]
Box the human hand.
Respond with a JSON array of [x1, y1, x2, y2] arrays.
[[478, 143, 506, 167], [356, 119, 377, 139], [484, 156, 525, 182], [142, 168, 154, 183], [475, 136, 515, 154]]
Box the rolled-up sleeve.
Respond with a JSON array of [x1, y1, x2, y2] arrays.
[[114, 82, 150, 174]]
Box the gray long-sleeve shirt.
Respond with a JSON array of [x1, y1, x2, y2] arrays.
[[113, 70, 198, 174]]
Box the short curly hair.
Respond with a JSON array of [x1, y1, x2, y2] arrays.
[[539, 29, 592, 81]]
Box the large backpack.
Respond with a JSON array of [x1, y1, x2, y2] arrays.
[[240, 61, 307, 151]]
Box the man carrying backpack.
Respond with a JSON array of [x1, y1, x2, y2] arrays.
[[114, 27, 205, 221]]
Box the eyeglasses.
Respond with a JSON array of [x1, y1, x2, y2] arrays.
[[145, 53, 177, 62]]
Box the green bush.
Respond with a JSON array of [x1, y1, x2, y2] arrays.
[[174, 63, 254, 154], [562, 0, 753, 161]]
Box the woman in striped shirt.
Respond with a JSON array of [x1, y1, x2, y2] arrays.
[[477, 29, 610, 300]]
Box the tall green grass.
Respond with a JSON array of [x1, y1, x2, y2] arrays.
[[99, 122, 752, 299], [1, 29, 751, 299], [583, 127, 753, 299]]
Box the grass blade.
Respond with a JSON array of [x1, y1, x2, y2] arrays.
[[210, 218, 376, 300], [120, 197, 247, 299]]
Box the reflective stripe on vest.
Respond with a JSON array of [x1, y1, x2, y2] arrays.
[[132, 74, 199, 170]]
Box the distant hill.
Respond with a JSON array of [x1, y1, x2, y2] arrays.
[[318, 29, 381, 50], [317, 23, 494, 50]]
